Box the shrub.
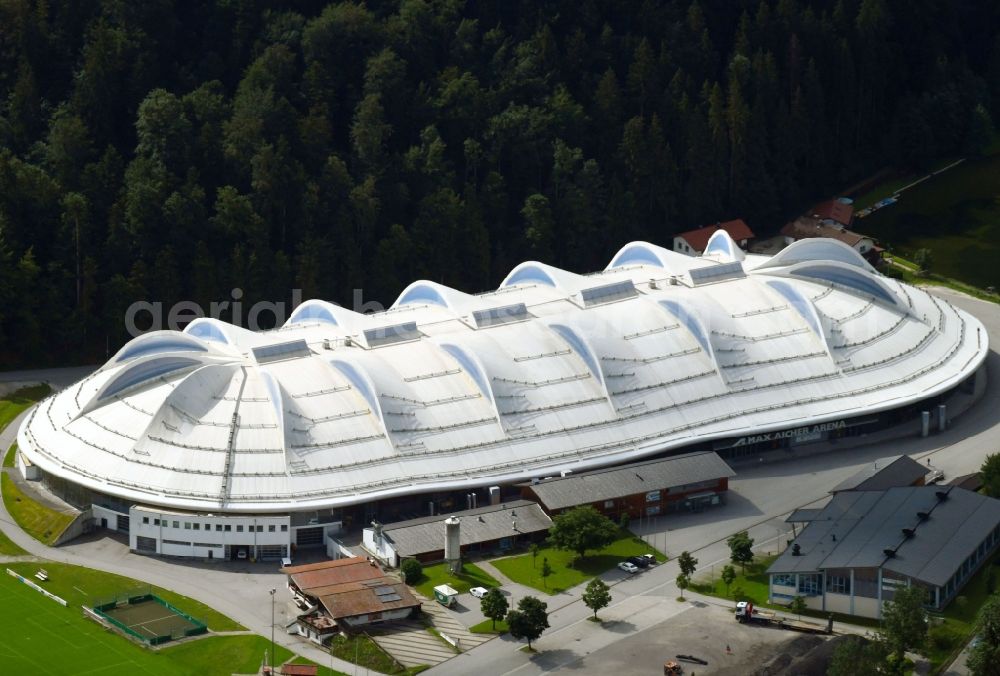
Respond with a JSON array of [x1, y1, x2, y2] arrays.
[[400, 559, 423, 583]]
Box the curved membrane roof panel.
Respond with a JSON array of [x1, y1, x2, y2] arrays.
[[782, 262, 902, 307], [19, 240, 988, 513], [606, 240, 714, 275], [756, 237, 875, 272], [113, 331, 208, 363], [703, 229, 746, 262]]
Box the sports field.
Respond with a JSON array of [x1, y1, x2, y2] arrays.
[[0, 574, 338, 675], [99, 595, 203, 643], [0, 572, 174, 674]]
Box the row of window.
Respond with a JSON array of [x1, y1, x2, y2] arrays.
[[771, 573, 822, 595], [602, 498, 661, 517], [140, 516, 287, 533]]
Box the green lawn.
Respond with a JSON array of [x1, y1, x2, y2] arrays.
[[491, 529, 665, 595], [328, 633, 406, 674], [0, 571, 309, 675], [0, 384, 51, 434], [1, 473, 77, 545], [924, 555, 1000, 671], [860, 152, 1000, 291], [690, 555, 880, 630], [411, 561, 499, 599], [162, 635, 297, 674], [691, 555, 776, 606], [3, 442, 16, 468], [470, 617, 508, 634], [6, 561, 243, 631]]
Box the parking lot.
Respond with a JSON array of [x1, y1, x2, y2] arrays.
[[570, 602, 822, 675]]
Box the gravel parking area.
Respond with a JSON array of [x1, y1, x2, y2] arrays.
[[573, 602, 825, 674]]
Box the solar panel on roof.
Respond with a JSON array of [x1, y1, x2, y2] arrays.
[[379, 593, 402, 602], [364, 321, 420, 347], [688, 261, 745, 285], [374, 586, 396, 596], [473, 303, 529, 328], [580, 280, 637, 306], [251, 339, 311, 363]]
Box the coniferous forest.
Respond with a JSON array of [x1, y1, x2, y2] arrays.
[[0, 0, 998, 366]]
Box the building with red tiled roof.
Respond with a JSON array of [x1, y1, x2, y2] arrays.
[[285, 557, 420, 640], [811, 199, 854, 228], [780, 216, 881, 266], [673, 219, 755, 256]]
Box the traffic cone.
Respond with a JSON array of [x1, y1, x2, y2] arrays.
[[725, 644, 732, 655]]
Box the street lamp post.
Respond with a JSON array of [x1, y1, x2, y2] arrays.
[[269, 588, 276, 673]]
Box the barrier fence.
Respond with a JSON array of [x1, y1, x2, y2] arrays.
[[6, 568, 68, 606]]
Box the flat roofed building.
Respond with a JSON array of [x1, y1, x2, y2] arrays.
[[829, 455, 929, 493], [363, 499, 551, 565], [768, 486, 1000, 619], [520, 451, 736, 518], [285, 558, 420, 630]]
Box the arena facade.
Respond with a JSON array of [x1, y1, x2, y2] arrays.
[[16, 233, 989, 560]]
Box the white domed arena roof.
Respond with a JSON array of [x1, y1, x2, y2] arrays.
[[19, 234, 988, 513]]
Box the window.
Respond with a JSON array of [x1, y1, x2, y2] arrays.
[[828, 574, 851, 595], [645, 490, 661, 503], [172, 521, 179, 529], [257, 525, 264, 532], [224, 525, 231, 532], [280, 525, 288, 532], [153, 519, 160, 526], [798, 573, 821, 596], [215, 524, 222, 532], [184, 522, 191, 530], [205, 524, 211, 531], [142, 517, 149, 524], [646, 505, 661, 516], [268, 525, 276, 533], [772, 574, 795, 587], [237, 525, 243, 533], [193, 523, 200, 531], [604, 500, 615, 509]]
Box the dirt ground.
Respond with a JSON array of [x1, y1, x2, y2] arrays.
[[572, 601, 830, 675]]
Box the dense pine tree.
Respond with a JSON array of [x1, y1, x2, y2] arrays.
[[0, 0, 996, 367]]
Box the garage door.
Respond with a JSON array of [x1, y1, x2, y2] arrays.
[[258, 545, 286, 561], [296, 527, 323, 547], [136, 536, 157, 552]]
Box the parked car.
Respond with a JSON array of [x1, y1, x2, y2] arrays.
[[618, 561, 640, 574], [641, 553, 657, 565], [627, 555, 651, 569], [470, 586, 489, 599], [236, 550, 247, 560]]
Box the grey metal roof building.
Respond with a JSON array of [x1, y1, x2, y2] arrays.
[[768, 486, 1000, 618], [364, 499, 551, 563], [829, 455, 928, 493], [521, 451, 736, 512]]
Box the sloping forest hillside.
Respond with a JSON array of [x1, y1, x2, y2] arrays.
[[0, 0, 997, 366]]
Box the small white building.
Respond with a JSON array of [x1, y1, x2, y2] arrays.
[[128, 506, 292, 560]]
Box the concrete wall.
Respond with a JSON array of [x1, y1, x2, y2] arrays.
[[54, 507, 92, 546], [91, 504, 123, 531], [16, 448, 40, 481], [824, 593, 852, 615], [362, 528, 398, 567], [853, 596, 881, 619]]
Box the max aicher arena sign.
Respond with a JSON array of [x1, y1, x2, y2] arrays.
[[732, 420, 847, 447]]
